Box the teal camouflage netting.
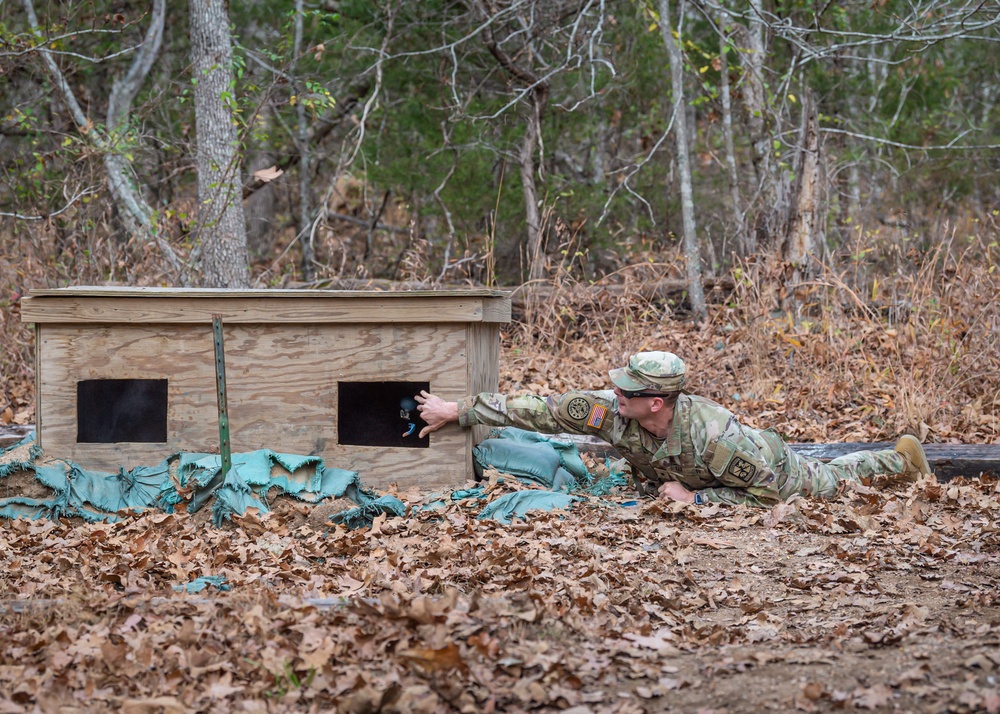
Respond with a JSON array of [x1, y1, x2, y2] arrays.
[[0, 428, 629, 528], [0, 435, 403, 527]]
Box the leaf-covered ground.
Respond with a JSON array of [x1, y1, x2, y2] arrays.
[[2, 254, 999, 712], [1, 462, 998, 713]]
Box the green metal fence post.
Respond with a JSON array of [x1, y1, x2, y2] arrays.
[[212, 315, 232, 478]]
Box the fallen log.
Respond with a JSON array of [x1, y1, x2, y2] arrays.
[[0, 426, 34, 450], [284, 278, 737, 311], [561, 435, 999, 481], [506, 278, 735, 314], [788, 442, 999, 482]]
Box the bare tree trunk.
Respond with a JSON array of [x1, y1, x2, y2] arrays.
[[844, 93, 862, 224], [476, 0, 552, 284], [660, 0, 707, 321], [591, 117, 608, 187], [733, 0, 770, 252], [294, 0, 314, 281], [189, 0, 250, 288], [716, 7, 745, 257], [245, 105, 276, 259], [105, 0, 164, 241], [521, 88, 548, 282], [244, 11, 276, 260], [784, 90, 820, 270]]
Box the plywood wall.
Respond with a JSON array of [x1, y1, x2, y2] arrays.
[[38, 322, 486, 490]]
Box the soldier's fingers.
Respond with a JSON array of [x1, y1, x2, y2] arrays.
[[418, 424, 435, 438]]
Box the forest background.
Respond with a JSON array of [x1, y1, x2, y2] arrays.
[[1, 0, 998, 445]]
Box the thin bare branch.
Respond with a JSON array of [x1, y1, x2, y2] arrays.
[[597, 115, 677, 228], [0, 44, 143, 63], [695, 0, 1000, 64], [20, 0, 187, 283], [344, 2, 395, 167], [820, 126, 1000, 151], [0, 186, 99, 220]]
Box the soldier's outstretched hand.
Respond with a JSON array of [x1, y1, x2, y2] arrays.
[[658, 480, 696, 504], [415, 390, 459, 438]]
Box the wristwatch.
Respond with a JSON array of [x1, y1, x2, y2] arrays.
[[694, 491, 703, 505]]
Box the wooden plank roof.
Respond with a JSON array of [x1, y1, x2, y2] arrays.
[[22, 287, 512, 324]]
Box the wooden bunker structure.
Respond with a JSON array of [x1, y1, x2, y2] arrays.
[[22, 287, 511, 489]]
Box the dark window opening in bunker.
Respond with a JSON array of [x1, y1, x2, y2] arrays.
[[338, 381, 430, 448], [77, 379, 168, 443]]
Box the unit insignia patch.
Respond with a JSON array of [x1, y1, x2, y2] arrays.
[[727, 456, 758, 484], [566, 397, 591, 421]]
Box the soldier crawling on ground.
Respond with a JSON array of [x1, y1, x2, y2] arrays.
[[415, 351, 932, 508]]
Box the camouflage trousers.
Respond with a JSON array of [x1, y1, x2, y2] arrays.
[[778, 448, 906, 500]]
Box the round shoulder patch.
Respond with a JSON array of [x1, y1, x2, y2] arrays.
[[566, 396, 591, 421]]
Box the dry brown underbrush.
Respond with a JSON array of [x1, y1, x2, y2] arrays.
[[502, 235, 999, 446], [1, 221, 998, 446], [0, 219, 181, 428]]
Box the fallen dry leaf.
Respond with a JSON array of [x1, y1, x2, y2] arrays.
[[252, 165, 284, 182]]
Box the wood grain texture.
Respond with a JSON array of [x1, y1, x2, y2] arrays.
[[22, 288, 512, 325], [466, 323, 501, 449], [26, 287, 508, 298], [37, 322, 486, 489], [481, 297, 512, 323], [34, 323, 42, 444], [22, 295, 512, 324]]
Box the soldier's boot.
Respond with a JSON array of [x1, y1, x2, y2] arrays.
[[894, 434, 932, 482]]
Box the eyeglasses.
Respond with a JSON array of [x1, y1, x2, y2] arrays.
[[617, 388, 666, 399]]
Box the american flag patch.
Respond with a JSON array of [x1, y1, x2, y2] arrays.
[[587, 404, 608, 428]]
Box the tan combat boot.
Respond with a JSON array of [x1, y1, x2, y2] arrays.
[[894, 434, 932, 482]]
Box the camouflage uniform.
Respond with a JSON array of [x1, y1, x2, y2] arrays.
[[457, 351, 907, 508]]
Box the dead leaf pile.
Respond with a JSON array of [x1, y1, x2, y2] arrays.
[[1, 469, 998, 713]]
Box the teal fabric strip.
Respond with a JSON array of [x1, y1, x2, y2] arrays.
[[173, 575, 230, 593], [330, 494, 406, 530], [477, 491, 578, 524], [0, 448, 372, 526]]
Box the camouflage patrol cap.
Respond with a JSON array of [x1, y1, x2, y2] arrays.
[[609, 351, 686, 393]]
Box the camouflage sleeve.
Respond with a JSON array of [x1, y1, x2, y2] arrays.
[[697, 484, 779, 508], [696, 418, 782, 508], [457, 391, 617, 439]]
